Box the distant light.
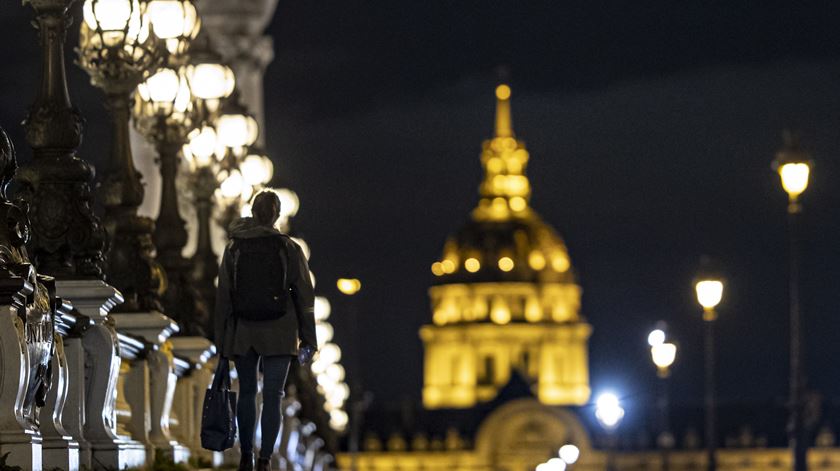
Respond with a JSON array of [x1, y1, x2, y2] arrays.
[[498, 257, 514, 272], [551, 253, 570, 272], [337, 278, 362, 296], [441, 259, 456, 274], [559, 444, 580, 464], [529, 251, 546, 270], [595, 392, 625, 431], [651, 342, 677, 370], [509, 196, 527, 212], [431, 262, 445, 276], [314, 296, 331, 321], [315, 323, 333, 348], [329, 409, 349, 430], [647, 329, 665, 347], [490, 300, 511, 325], [219, 170, 244, 199], [319, 343, 342, 365], [546, 458, 566, 471], [465, 258, 481, 273], [495, 84, 511, 100], [778, 162, 810, 200], [695, 280, 724, 310]]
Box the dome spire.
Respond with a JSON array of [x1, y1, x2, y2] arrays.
[[494, 84, 514, 138], [473, 84, 531, 221]]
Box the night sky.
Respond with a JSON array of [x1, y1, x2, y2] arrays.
[[4, 1, 840, 424]]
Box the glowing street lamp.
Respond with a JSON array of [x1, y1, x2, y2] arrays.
[[337, 278, 362, 296], [595, 393, 625, 432], [217, 95, 259, 150], [595, 392, 623, 471], [773, 132, 811, 206], [695, 264, 724, 471], [695, 280, 723, 321], [648, 325, 677, 470], [647, 328, 665, 347], [559, 444, 580, 466], [240, 149, 274, 187], [145, 0, 200, 54], [536, 458, 566, 471], [651, 342, 676, 374], [78, 0, 167, 310], [772, 132, 812, 471]]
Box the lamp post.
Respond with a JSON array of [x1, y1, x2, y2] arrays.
[[595, 392, 625, 471], [77, 0, 166, 310], [181, 42, 235, 323], [649, 326, 677, 471], [133, 0, 205, 333], [18, 0, 108, 278], [695, 271, 724, 471], [773, 132, 812, 471]]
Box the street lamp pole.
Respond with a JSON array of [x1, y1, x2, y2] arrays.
[[19, 0, 108, 279], [704, 312, 716, 471], [773, 132, 812, 471], [595, 393, 624, 471], [649, 327, 677, 471], [77, 0, 166, 311], [695, 275, 723, 471]]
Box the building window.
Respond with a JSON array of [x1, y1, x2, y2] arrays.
[[479, 356, 495, 385]]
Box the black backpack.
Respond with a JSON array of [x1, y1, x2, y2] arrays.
[[231, 235, 289, 321]]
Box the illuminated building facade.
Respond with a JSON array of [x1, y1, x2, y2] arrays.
[[422, 84, 591, 409]]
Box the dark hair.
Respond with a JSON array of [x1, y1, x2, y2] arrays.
[[252, 191, 281, 226]]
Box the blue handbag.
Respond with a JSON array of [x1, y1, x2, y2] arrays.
[[201, 358, 237, 451]]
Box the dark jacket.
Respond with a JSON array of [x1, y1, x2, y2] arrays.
[[214, 217, 317, 357]]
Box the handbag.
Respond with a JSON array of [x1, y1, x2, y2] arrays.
[[201, 358, 238, 451]]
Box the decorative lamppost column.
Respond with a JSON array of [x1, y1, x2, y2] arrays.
[[189, 157, 221, 323], [77, 0, 165, 312], [132, 0, 204, 336], [19, 0, 107, 278], [180, 45, 236, 330], [17, 1, 130, 469], [134, 63, 209, 336], [773, 132, 812, 471], [695, 270, 724, 471]]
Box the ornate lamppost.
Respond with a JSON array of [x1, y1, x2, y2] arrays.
[[695, 269, 724, 471], [133, 0, 205, 333], [133, 0, 202, 333], [18, 0, 108, 279], [183, 123, 223, 322], [773, 132, 812, 471], [77, 0, 165, 311]]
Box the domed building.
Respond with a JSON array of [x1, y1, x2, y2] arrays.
[[422, 84, 592, 409], [336, 86, 599, 470]]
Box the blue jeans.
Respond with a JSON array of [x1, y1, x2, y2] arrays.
[[234, 349, 292, 457]]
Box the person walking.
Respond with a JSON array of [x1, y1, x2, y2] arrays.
[[215, 190, 318, 471]]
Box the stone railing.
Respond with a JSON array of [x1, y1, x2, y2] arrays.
[[0, 127, 337, 470]]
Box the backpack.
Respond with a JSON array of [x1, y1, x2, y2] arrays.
[[231, 234, 289, 321]]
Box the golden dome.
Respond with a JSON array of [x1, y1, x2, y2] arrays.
[[431, 85, 575, 286]]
